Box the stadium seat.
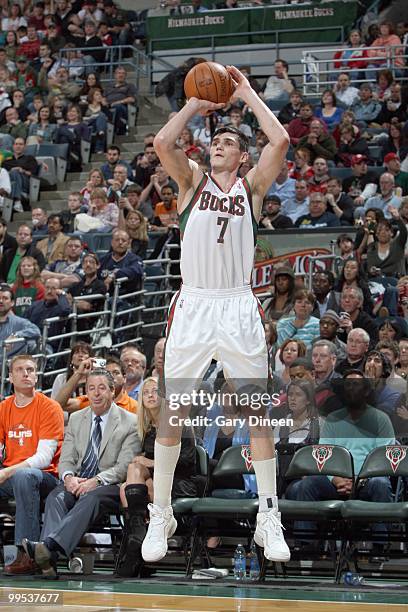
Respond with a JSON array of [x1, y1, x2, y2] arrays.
[[340, 445, 408, 573], [279, 444, 354, 581], [330, 167, 352, 180], [367, 145, 383, 165]]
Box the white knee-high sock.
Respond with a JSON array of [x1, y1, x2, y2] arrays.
[[153, 441, 181, 509], [253, 457, 278, 512]]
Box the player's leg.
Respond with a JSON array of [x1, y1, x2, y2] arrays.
[[218, 290, 290, 562], [142, 290, 216, 562]]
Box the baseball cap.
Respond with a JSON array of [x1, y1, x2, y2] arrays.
[[320, 310, 341, 326], [16, 55, 27, 62], [384, 152, 399, 163], [351, 154, 368, 166], [264, 194, 281, 205]]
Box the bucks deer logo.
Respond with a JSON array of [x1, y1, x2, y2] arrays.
[[385, 446, 407, 473], [241, 445, 253, 471], [312, 445, 334, 472]]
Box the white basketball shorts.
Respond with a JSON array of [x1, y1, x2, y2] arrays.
[[163, 285, 268, 398]]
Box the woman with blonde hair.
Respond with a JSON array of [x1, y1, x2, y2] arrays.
[[116, 377, 197, 577], [118, 208, 148, 258], [80, 168, 106, 206], [87, 187, 118, 231], [12, 256, 45, 316]]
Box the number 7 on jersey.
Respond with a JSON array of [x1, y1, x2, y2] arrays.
[[217, 216, 229, 244]]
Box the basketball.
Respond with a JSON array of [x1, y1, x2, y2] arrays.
[[184, 61, 233, 104]]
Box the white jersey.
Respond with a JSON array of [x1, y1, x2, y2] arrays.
[[179, 173, 257, 290]]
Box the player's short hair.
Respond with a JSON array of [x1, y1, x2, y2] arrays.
[[212, 126, 249, 152]]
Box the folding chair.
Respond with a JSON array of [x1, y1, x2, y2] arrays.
[[279, 444, 354, 581], [340, 445, 408, 577]]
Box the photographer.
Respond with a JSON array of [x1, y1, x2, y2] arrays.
[[355, 208, 384, 258], [259, 195, 293, 229]]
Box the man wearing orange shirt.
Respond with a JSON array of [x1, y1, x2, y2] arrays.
[[56, 357, 138, 415], [151, 185, 178, 229], [0, 355, 64, 575]]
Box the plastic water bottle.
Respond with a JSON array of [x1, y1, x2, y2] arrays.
[[249, 541, 260, 581], [233, 544, 246, 581], [343, 571, 364, 586]]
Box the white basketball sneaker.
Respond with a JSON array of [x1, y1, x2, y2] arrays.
[[141, 503, 177, 562], [254, 510, 291, 562]]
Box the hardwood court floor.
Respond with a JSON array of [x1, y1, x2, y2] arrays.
[[0, 578, 407, 611]]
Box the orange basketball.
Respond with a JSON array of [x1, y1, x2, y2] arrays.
[[184, 61, 233, 104]]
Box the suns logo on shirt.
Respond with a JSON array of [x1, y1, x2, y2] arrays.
[[8, 424, 32, 446]]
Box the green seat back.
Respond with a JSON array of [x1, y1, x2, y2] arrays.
[[285, 444, 354, 480], [358, 445, 408, 479], [212, 445, 255, 478]]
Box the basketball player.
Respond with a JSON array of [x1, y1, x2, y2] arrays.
[[142, 66, 290, 563]]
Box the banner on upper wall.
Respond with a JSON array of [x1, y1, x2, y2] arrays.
[[147, 1, 358, 51], [251, 228, 356, 294]]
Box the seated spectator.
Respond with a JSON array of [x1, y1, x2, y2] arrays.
[[277, 90, 303, 127], [0, 107, 27, 151], [311, 339, 342, 416], [277, 289, 320, 349], [27, 105, 57, 145], [18, 24, 41, 61], [351, 83, 382, 125], [117, 375, 196, 576], [48, 96, 66, 126], [14, 56, 37, 104], [119, 183, 152, 221], [120, 344, 146, 401], [342, 154, 378, 205], [334, 72, 360, 107], [295, 192, 339, 229], [28, 1, 46, 34], [361, 172, 402, 219], [51, 341, 93, 400], [333, 29, 367, 81], [132, 143, 160, 189], [366, 21, 405, 80], [31, 207, 48, 238], [308, 157, 330, 194], [104, 65, 137, 136], [287, 103, 315, 146], [151, 185, 178, 230], [107, 164, 135, 204], [139, 163, 177, 212], [2, 4, 27, 32], [226, 106, 252, 139], [373, 68, 393, 101], [325, 177, 354, 225], [4, 30, 18, 61], [100, 145, 133, 182], [10, 89, 30, 123], [337, 125, 369, 167], [12, 257, 45, 317], [296, 119, 337, 163], [0, 355, 63, 575], [0, 66, 16, 95], [382, 126, 408, 165], [276, 379, 320, 495], [83, 188, 119, 232], [83, 87, 109, 153], [99, 229, 144, 295], [23, 367, 140, 579], [275, 338, 307, 385], [364, 350, 402, 414], [336, 287, 378, 344], [367, 209, 407, 280], [0, 223, 45, 284], [2, 136, 39, 211], [281, 179, 310, 224], [397, 337, 408, 379], [314, 90, 344, 130], [334, 259, 374, 315], [263, 58, 295, 108], [285, 370, 395, 542], [312, 270, 337, 318], [375, 339, 407, 396], [68, 252, 106, 336], [118, 209, 148, 259], [334, 233, 358, 277], [267, 160, 295, 201], [259, 195, 293, 230], [289, 147, 313, 182], [335, 326, 369, 376], [0, 286, 41, 362], [355, 206, 385, 260], [80, 169, 107, 207], [41, 236, 85, 289], [0, 217, 16, 258], [263, 267, 295, 321], [375, 82, 407, 127], [147, 337, 166, 379], [42, 21, 66, 55], [37, 214, 69, 265], [56, 356, 138, 415], [79, 72, 103, 106], [318, 310, 347, 360], [60, 192, 87, 233], [24, 277, 71, 349], [55, 104, 91, 171], [288, 357, 315, 383]]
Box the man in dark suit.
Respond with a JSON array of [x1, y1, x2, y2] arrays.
[[0, 224, 45, 284], [23, 365, 140, 577]]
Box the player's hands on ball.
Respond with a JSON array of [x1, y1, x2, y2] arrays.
[[226, 65, 251, 103], [187, 97, 225, 116]]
